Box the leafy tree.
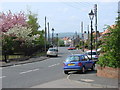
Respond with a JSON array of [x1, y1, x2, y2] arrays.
[[27, 11, 40, 35], [0, 10, 27, 32], [98, 16, 120, 68], [59, 39, 65, 47]]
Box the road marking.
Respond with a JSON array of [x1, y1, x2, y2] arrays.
[[67, 75, 71, 80], [56, 63, 60, 65], [20, 70, 33, 74], [48, 63, 60, 67], [0, 76, 6, 79], [32, 68, 39, 71], [80, 79, 94, 82], [20, 68, 39, 74]]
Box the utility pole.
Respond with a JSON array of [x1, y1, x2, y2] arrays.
[[44, 16, 47, 52], [94, 4, 97, 51], [81, 21, 84, 52], [47, 22, 50, 44], [52, 28, 54, 47], [56, 33, 58, 50], [88, 25, 89, 40], [118, 1, 120, 17]]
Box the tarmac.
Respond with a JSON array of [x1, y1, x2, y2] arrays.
[[0, 56, 119, 89]]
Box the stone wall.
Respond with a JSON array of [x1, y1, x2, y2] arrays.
[[97, 65, 120, 79]]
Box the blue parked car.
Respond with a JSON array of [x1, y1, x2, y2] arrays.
[[63, 54, 96, 74]]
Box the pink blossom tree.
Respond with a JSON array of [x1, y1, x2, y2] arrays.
[[0, 10, 27, 32]]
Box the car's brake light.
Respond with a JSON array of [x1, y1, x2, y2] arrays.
[[78, 63, 82, 66]]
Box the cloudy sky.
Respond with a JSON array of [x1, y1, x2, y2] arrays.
[[0, 0, 119, 34]]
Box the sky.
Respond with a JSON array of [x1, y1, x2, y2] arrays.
[[0, 0, 119, 34]]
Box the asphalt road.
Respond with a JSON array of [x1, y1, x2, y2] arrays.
[[2, 47, 84, 88]]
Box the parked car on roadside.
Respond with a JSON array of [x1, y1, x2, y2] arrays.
[[85, 50, 99, 61], [67, 46, 76, 50], [63, 54, 96, 74], [47, 48, 58, 57]]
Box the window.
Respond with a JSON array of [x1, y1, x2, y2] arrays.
[[49, 48, 58, 52], [81, 55, 88, 61], [87, 52, 97, 55], [66, 56, 80, 62]]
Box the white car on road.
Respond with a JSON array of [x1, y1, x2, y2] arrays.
[[85, 50, 99, 60], [47, 48, 58, 57]]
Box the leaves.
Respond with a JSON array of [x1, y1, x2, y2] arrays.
[[98, 15, 120, 68], [0, 10, 27, 32], [27, 12, 40, 35]]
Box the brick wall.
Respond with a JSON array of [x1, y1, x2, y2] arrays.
[[97, 65, 120, 79]]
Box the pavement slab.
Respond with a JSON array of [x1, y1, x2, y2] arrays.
[[69, 72, 118, 88], [31, 78, 103, 88]]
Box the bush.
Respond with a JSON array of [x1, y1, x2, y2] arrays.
[[97, 16, 120, 68]]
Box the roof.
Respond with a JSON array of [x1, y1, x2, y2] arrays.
[[86, 50, 97, 52], [62, 37, 70, 40], [102, 29, 110, 35], [102, 25, 116, 35]]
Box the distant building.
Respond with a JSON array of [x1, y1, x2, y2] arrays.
[[102, 25, 116, 35], [98, 25, 116, 41], [62, 37, 72, 46]]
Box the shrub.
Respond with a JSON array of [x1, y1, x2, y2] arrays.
[[97, 16, 120, 68]]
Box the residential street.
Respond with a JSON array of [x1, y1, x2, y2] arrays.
[[2, 47, 81, 88], [1, 1, 120, 89], [1, 47, 118, 88]]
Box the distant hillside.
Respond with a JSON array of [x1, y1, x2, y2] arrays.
[[53, 32, 82, 38]]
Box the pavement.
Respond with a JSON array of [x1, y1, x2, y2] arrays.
[[31, 70, 119, 88], [0, 55, 119, 89], [0, 56, 49, 67], [69, 71, 119, 88]]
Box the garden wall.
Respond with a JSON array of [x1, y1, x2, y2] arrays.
[[97, 65, 120, 79]]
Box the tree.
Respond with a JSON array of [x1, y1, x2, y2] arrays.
[[2, 25, 41, 56], [98, 16, 120, 68], [27, 11, 40, 35], [59, 39, 65, 47], [0, 10, 27, 32]]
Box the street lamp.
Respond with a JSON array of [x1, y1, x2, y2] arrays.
[[52, 28, 54, 47], [89, 10, 94, 60]]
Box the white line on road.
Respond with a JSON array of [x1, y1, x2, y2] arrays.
[[48, 63, 60, 67], [67, 75, 71, 80], [32, 68, 39, 71], [20, 70, 33, 74], [0, 76, 6, 79], [20, 68, 39, 74]]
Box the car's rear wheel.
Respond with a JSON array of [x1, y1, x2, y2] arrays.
[[82, 67, 86, 74], [64, 71, 68, 74], [91, 65, 95, 71]]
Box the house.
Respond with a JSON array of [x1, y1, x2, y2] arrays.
[[62, 37, 72, 46]]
